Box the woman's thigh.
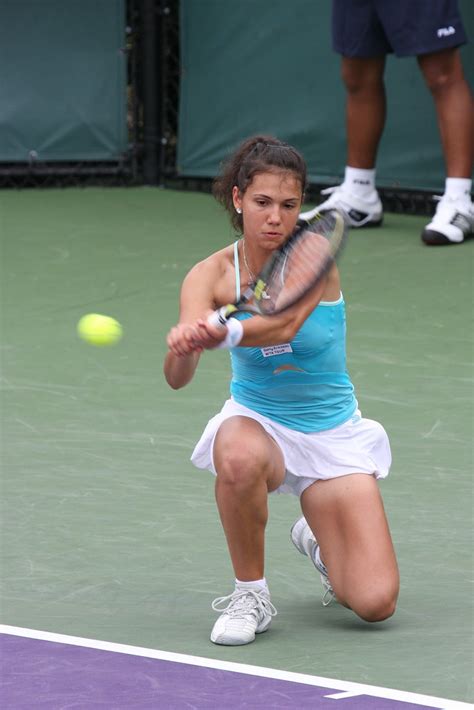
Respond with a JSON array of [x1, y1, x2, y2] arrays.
[[301, 473, 399, 620]]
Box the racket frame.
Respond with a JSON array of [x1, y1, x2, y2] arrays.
[[210, 209, 346, 327]]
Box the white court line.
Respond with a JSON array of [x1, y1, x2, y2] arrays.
[[325, 690, 363, 699], [0, 625, 471, 710]]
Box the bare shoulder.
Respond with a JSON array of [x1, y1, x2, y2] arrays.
[[178, 243, 235, 320], [184, 244, 233, 285]]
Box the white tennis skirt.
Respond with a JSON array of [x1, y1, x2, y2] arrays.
[[191, 398, 392, 497]]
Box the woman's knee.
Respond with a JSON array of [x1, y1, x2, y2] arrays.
[[351, 586, 398, 623], [213, 417, 284, 491], [215, 446, 263, 489]]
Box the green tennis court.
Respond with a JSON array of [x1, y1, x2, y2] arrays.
[[0, 187, 473, 704]]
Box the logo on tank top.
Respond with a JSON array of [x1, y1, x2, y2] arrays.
[[260, 343, 293, 357]]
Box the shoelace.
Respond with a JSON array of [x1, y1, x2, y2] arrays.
[[431, 194, 473, 227], [320, 186, 338, 196], [311, 546, 337, 607], [211, 589, 278, 619], [432, 194, 453, 210], [431, 195, 453, 220], [432, 193, 473, 211], [319, 186, 375, 226], [321, 580, 336, 607]]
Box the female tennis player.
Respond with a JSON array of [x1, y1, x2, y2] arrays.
[[164, 135, 399, 646]]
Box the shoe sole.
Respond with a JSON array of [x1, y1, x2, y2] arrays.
[[353, 217, 384, 228], [421, 228, 472, 246], [313, 217, 384, 229], [344, 212, 383, 228], [300, 208, 383, 229]]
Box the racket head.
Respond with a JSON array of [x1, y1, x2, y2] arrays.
[[250, 209, 347, 316]]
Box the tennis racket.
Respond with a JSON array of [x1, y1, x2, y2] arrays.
[[208, 209, 347, 329]]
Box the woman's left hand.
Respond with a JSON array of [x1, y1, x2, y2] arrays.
[[193, 317, 227, 349]]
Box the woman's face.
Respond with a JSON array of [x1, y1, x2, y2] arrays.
[[233, 171, 303, 252]]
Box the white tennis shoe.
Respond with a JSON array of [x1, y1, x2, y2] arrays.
[[300, 185, 383, 228], [210, 587, 277, 645], [421, 195, 474, 245], [290, 516, 336, 606]]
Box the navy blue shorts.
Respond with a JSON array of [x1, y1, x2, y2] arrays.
[[332, 0, 468, 57]]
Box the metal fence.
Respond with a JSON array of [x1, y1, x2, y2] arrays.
[[0, 0, 180, 189]]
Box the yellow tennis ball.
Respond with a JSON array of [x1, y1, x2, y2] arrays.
[[77, 313, 123, 347]]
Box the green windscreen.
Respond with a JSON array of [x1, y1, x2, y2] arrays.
[[178, 0, 473, 191], [0, 0, 127, 162]]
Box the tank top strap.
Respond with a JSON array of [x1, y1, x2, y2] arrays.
[[233, 240, 241, 301]]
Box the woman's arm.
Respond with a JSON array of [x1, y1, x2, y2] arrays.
[[163, 257, 226, 389], [196, 264, 340, 349]]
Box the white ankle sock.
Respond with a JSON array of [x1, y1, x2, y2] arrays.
[[235, 578, 268, 592], [443, 177, 472, 203], [343, 166, 376, 197]]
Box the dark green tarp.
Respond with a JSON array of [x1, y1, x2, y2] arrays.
[[178, 0, 473, 191]]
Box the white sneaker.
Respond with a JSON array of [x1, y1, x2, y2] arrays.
[[300, 185, 383, 228], [210, 587, 277, 645], [422, 195, 474, 245], [290, 516, 336, 606]]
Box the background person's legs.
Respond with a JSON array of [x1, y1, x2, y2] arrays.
[[418, 47, 474, 245], [343, 56, 387, 169], [418, 48, 474, 179], [300, 57, 385, 226]]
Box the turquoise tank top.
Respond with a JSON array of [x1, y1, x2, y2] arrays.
[[228, 241, 357, 433]]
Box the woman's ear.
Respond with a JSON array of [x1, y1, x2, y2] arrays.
[[232, 185, 242, 212]]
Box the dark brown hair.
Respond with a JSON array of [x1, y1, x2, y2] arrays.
[[212, 135, 307, 232]]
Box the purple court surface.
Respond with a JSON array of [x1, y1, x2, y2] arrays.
[[0, 628, 469, 710]]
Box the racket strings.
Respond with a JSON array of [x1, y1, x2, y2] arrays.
[[261, 230, 335, 313]]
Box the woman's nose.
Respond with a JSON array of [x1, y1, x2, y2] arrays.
[[267, 205, 281, 223]]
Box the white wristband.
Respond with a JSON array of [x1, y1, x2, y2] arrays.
[[215, 317, 244, 349]]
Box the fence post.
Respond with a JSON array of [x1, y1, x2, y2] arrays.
[[141, 0, 161, 185]]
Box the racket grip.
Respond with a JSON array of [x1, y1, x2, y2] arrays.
[[207, 308, 228, 330], [207, 308, 244, 349]]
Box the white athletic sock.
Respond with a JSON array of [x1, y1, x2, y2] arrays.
[[235, 578, 268, 592], [343, 166, 376, 197], [443, 177, 472, 203]]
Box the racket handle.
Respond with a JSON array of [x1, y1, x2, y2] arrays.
[[207, 308, 228, 330], [207, 308, 244, 349]]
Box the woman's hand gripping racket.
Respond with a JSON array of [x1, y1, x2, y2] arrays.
[[207, 209, 347, 334]]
